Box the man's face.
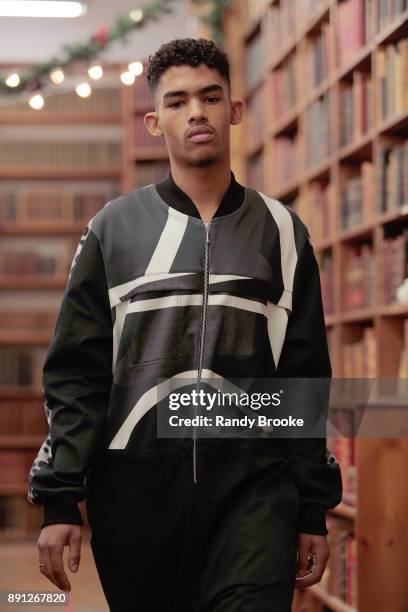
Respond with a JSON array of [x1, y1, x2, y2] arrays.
[[144, 64, 242, 168]]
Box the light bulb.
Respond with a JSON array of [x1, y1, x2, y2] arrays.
[[49, 68, 64, 84], [120, 71, 135, 86], [29, 93, 44, 110], [88, 65, 103, 80], [128, 61, 143, 76], [76, 82, 92, 98], [6, 73, 20, 87], [0, 2, 87, 18], [129, 9, 143, 22]]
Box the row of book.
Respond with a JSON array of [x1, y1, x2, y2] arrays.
[[245, 26, 267, 91], [295, 180, 335, 243], [336, 0, 373, 66], [0, 240, 75, 278], [0, 141, 122, 168], [343, 244, 376, 310], [340, 162, 376, 230], [398, 317, 408, 378], [247, 150, 265, 191], [380, 230, 408, 304], [305, 19, 336, 89], [378, 0, 408, 32], [246, 85, 266, 149], [0, 349, 46, 387], [0, 398, 46, 436], [271, 52, 297, 119], [339, 71, 373, 147], [377, 39, 408, 121], [343, 326, 378, 377], [378, 141, 408, 213], [272, 133, 301, 190], [318, 251, 335, 315], [132, 72, 154, 110], [0, 188, 118, 224], [318, 233, 407, 312], [0, 87, 121, 115], [134, 160, 170, 188], [304, 92, 332, 168], [0, 311, 55, 334], [264, 0, 299, 60]]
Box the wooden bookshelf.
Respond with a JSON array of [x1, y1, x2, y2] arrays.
[[0, 65, 124, 541], [221, 1, 408, 610], [121, 61, 170, 193]]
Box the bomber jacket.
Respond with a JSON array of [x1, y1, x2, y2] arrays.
[[27, 169, 342, 535]]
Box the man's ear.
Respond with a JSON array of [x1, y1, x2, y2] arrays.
[[230, 99, 244, 126], [144, 111, 162, 136]]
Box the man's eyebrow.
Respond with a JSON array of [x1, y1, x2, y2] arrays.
[[162, 84, 223, 100]]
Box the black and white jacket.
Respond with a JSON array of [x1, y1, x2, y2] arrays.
[[27, 170, 342, 534]]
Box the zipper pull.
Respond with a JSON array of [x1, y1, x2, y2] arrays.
[[204, 221, 211, 243]]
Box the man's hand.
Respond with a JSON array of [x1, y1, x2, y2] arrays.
[[37, 524, 82, 592], [295, 533, 329, 588]]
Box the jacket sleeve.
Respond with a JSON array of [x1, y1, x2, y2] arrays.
[[274, 233, 343, 535], [27, 222, 113, 529]]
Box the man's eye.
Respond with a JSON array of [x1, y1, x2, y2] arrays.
[[206, 97, 220, 103], [169, 101, 183, 108]]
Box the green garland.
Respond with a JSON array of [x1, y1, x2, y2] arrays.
[[191, 0, 231, 45], [0, 0, 231, 96]]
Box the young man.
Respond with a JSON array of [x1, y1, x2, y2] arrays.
[[29, 38, 342, 611]]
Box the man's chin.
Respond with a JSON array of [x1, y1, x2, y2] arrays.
[[188, 154, 218, 168]]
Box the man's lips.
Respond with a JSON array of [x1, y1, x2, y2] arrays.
[[188, 132, 215, 143], [186, 127, 215, 143]]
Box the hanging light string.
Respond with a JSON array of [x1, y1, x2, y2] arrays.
[[0, 0, 230, 108], [0, 0, 175, 97]]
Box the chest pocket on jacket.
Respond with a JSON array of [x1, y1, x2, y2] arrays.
[[207, 294, 270, 365], [115, 293, 184, 372]]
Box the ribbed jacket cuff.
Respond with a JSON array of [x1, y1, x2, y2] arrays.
[[41, 493, 84, 529], [297, 503, 328, 535]]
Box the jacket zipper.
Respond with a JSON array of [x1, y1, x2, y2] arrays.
[[193, 220, 211, 484]]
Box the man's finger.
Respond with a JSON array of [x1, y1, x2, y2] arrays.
[[48, 543, 71, 591], [295, 547, 328, 588], [38, 542, 58, 589], [296, 539, 311, 577], [68, 529, 82, 572]]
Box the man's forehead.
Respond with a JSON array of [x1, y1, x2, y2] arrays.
[[158, 65, 225, 96]]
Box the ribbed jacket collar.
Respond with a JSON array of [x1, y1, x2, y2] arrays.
[[155, 169, 245, 219]]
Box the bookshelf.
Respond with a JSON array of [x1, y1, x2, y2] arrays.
[[221, 0, 408, 610], [121, 61, 169, 194], [0, 68, 124, 540]]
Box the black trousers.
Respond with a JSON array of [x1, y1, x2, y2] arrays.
[[86, 440, 300, 612]]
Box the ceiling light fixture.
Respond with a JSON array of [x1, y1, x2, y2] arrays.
[[0, 2, 87, 18]]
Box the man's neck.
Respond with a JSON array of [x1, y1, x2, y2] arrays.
[[169, 160, 232, 223]]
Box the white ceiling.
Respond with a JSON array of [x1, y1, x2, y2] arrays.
[[0, 0, 198, 64]]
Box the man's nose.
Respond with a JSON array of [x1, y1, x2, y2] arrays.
[[187, 99, 207, 122]]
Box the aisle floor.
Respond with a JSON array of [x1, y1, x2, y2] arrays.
[[0, 535, 108, 612]]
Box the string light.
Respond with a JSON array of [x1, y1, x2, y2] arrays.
[[49, 68, 64, 84], [29, 93, 44, 109], [129, 8, 143, 22], [75, 82, 92, 98], [5, 73, 20, 87], [120, 71, 135, 86], [128, 61, 143, 76], [88, 65, 103, 80]]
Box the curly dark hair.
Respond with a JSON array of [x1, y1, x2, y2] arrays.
[[146, 38, 231, 99]]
